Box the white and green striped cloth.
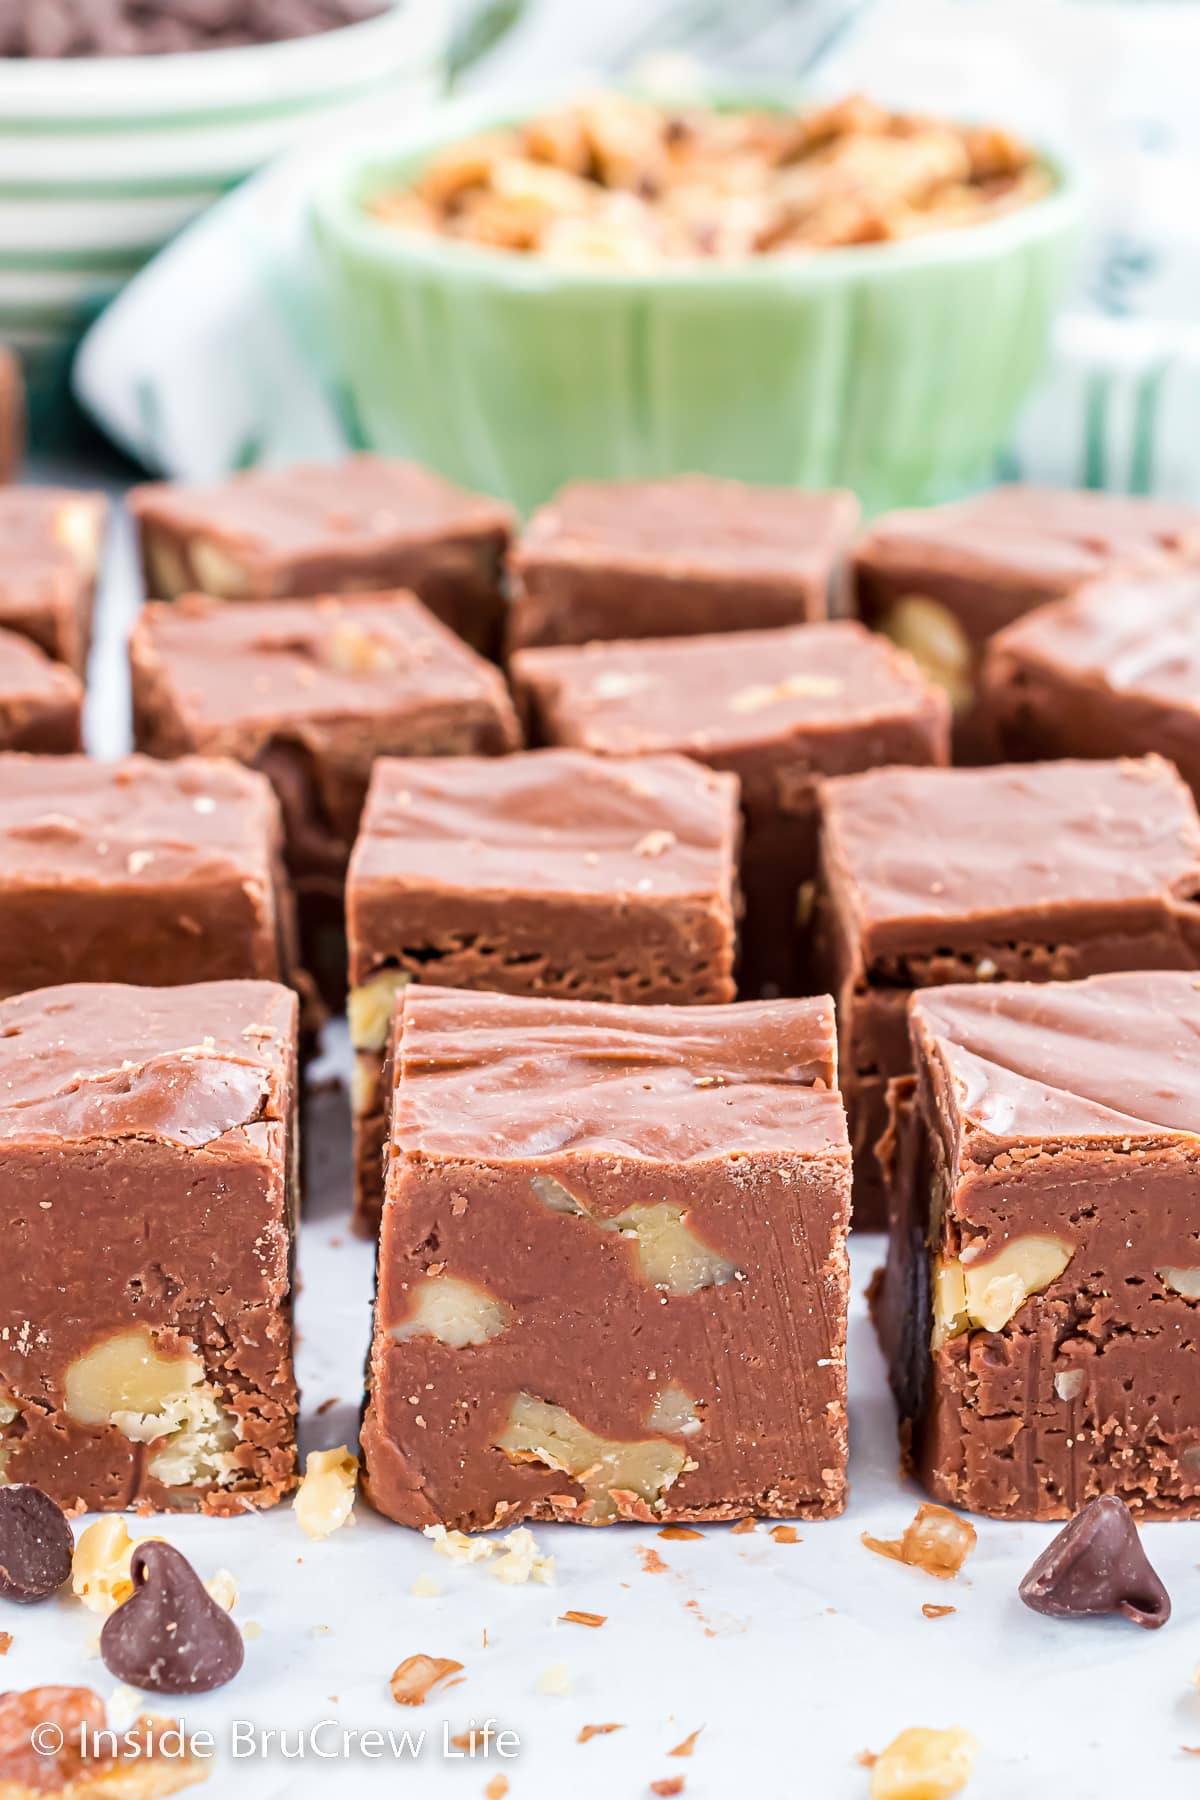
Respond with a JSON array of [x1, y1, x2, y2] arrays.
[[75, 0, 1200, 502]]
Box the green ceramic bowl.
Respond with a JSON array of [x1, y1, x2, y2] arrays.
[[312, 97, 1080, 515]]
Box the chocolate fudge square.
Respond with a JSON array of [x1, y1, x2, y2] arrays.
[[513, 621, 950, 997], [877, 970, 1200, 1519], [0, 753, 297, 998], [361, 985, 850, 1529], [507, 475, 859, 654], [346, 748, 741, 1232], [0, 626, 83, 752], [855, 485, 1200, 758], [984, 571, 1200, 799], [129, 455, 515, 654], [130, 591, 520, 999], [0, 979, 298, 1514], [0, 487, 106, 673], [812, 756, 1200, 1228]]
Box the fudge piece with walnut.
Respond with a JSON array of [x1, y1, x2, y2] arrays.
[[129, 455, 514, 654], [361, 984, 850, 1529], [877, 971, 1200, 1519], [0, 980, 298, 1514], [854, 485, 1200, 759], [0, 487, 106, 673]]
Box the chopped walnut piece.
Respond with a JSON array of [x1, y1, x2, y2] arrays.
[[770, 1525, 799, 1544], [730, 1517, 757, 1535], [422, 1523, 554, 1584], [389, 1655, 464, 1706], [669, 1728, 703, 1757], [862, 1504, 977, 1579], [0, 1687, 207, 1796], [495, 1393, 686, 1522], [868, 1726, 977, 1799], [579, 1723, 625, 1743], [71, 1517, 163, 1616], [293, 1446, 358, 1539], [560, 1609, 606, 1628], [922, 1603, 956, 1620], [658, 1526, 703, 1541]]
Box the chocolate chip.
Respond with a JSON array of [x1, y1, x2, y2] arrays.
[[1018, 1495, 1171, 1630], [0, 1486, 73, 1603], [100, 1542, 245, 1693]]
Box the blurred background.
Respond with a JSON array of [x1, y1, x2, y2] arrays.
[[6, 0, 1199, 506]]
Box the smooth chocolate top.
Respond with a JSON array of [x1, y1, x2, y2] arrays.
[[132, 592, 520, 737], [820, 756, 1200, 941], [129, 455, 512, 553], [911, 970, 1200, 1152], [856, 484, 1200, 591], [0, 627, 82, 708], [989, 570, 1200, 705], [517, 476, 859, 576], [0, 753, 280, 889], [0, 980, 295, 1147], [514, 621, 946, 756], [394, 984, 844, 1161], [350, 749, 740, 901]]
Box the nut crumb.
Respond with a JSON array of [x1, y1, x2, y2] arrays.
[[560, 1609, 606, 1628], [669, 1728, 703, 1758], [206, 1569, 238, 1612], [922, 1603, 956, 1620], [650, 1780, 686, 1797], [730, 1517, 756, 1535], [770, 1525, 799, 1544], [294, 1446, 358, 1539], [638, 1547, 669, 1575], [241, 1620, 262, 1642], [390, 1655, 464, 1706], [412, 1575, 441, 1599], [579, 1723, 625, 1743], [485, 1779, 509, 1800], [0, 1631, 11, 1654], [862, 1504, 977, 1579], [658, 1526, 703, 1541], [867, 1726, 977, 1799], [538, 1663, 571, 1697]]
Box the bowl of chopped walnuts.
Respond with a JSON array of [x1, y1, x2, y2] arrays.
[[312, 89, 1079, 515]]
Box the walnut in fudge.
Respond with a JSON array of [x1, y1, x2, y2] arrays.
[[0, 980, 298, 1514], [983, 570, 1200, 800], [812, 756, 1200, 1227], [876, 971, 1200, 1519], [129, 456, 514, 654], [0, 753, 298, 999], [507, 475, 859, 654], [361, 985, 850, 1529], [346, 748, 741, 1232], [130, 591, 520, 1000], [0, 487, 106, 673], [513, 620, 949, 996], [0, 626, 83, 752], [0, 0, 386, 57], [854, 485, 1200, 759]]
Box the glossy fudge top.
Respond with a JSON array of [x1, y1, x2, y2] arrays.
[[820, 756, 1200, 950], [350, 749, 740, 902], [130, 455, 513, 556], [515, 621, 947, 757], [517, 476, 859, 577], [0, 979, 295, 1147], [0, 753, 279, 889], [133, 592, 520, 736], [989, 570, 1200, 707], [911, 970, 1200, 1155], [857, 485, 1200, 592], [393, 984, 845, 1162], [0, 626, 82, 707]]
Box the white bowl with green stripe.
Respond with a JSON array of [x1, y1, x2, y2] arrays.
[[0, 1, 448, 421]]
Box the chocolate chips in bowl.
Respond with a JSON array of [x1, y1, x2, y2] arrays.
[[0, 0, 389, 57]]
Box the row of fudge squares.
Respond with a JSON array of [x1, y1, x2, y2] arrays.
[[125, 457, 1200, 685], [10, 967, 1192, 1528]]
